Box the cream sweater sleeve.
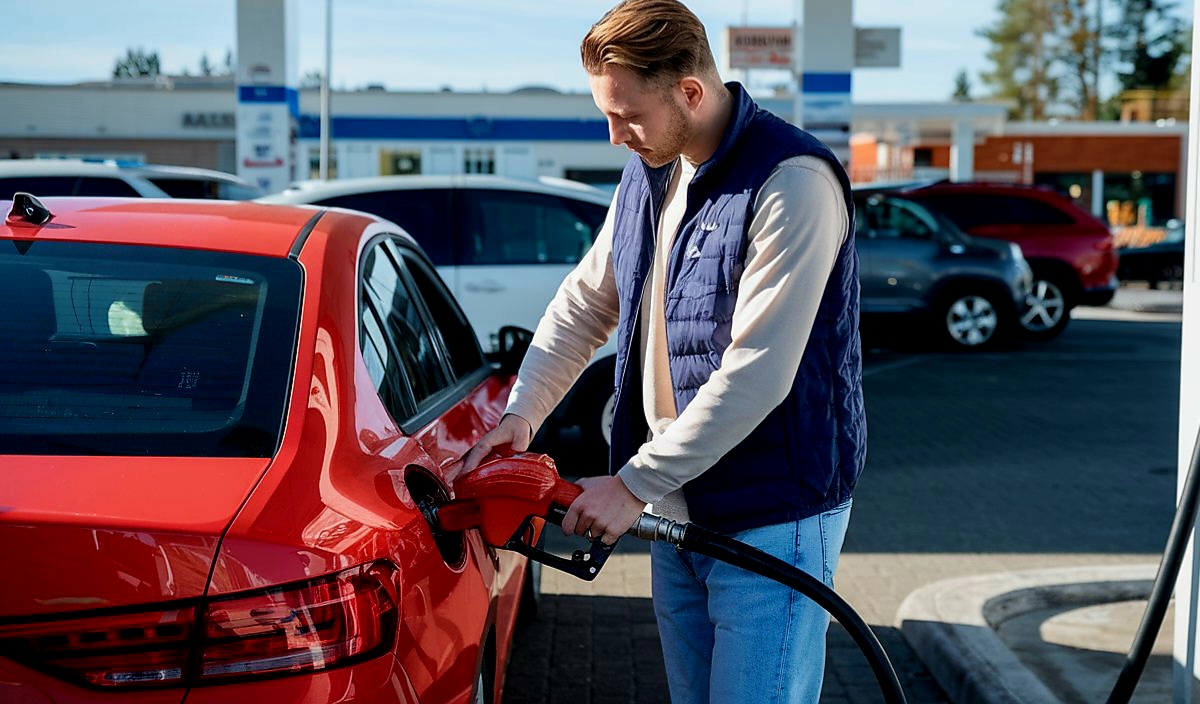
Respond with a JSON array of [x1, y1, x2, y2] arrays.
[[616, 157, 850, 504], [503, 188, 621, 433]]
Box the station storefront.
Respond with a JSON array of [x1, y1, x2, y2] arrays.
[[0, 79, 1188, 226]]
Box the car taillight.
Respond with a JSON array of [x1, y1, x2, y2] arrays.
[[0, 563, 397, 689], [199, 563, 397, 682], [0, 606, 195, 687], [1095, 238, 1115, 251]]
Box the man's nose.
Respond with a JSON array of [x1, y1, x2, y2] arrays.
[[607, 118, 630, 146]]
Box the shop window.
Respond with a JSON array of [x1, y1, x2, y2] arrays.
[[464, 147, 495, 175], [1102, 172, 1176, 227], [307, 148, 337, 180], [382, 150, 422, 176]]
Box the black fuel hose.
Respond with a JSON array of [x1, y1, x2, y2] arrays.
[[629, 515, 908, 704], [1106, 428, 1200, 704]]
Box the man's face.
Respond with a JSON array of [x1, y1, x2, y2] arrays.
[[589, 65, 691, 168]]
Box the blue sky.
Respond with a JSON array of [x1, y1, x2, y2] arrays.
[[0, 1, 1193, 103]]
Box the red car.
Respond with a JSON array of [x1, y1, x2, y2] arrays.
[[898, 182, 1118, 339], [0, 196, 536, 703]]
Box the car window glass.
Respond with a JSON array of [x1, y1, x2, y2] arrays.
[[75, 177, 142, 197], [1020, 198, 1076, 225], [461, 190, 605, 265], [360, 301, 416, 420], [0, 176, 80, 199], [391, 243, 485, 378], [317, 190, 454, 266], [147, 178, 218, 199], [865, 197, 936, 239], [0, 243, 301, 457], [917, 195, 997, 230], [922, 193, 1073, 229], [219, 181, 265, 200], [852, 197, 871, 237], [362, 243, 450, 407]]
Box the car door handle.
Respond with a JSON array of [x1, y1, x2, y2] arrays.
[[466, 281, 506, 293]]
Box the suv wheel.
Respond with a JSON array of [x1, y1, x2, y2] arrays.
[[937, 290, 1005, 350], [1020, 277, 1070, 340]]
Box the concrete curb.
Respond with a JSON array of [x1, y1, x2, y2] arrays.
[[894, 564, 1158, 704]]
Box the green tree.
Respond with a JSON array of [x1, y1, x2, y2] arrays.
[[199, 52, 213, 77], [1110, 0, 1188, 91], [979, 0, 1061, 119], [952, 69, 973, 101], [112, 47, 161, 78]]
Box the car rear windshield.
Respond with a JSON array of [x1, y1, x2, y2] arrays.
[[0, 241, 302, 457]]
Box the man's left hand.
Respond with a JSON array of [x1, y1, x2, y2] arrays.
[[561, 475, 646, 546]]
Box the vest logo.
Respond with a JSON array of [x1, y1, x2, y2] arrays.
[[686, 244, 703, 259], [698, 222, 719, 231]]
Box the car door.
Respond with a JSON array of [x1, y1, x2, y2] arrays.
[[455, 188, 606, 351], [359, 236, 509, 701], [858, 196, 942, 312]]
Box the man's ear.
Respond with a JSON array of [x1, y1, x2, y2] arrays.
[[677, 76, 705, 111]]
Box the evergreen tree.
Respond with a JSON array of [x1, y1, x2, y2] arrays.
[[1110, 0, 1188, 91], [112, 47, 161, 78], [952, 69, 973, 101]]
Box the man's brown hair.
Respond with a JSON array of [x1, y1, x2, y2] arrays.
[[580, 0, 718, 86]]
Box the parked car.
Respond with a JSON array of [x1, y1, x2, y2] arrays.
[[260, 175, 617, 453], [853, 191, 1033, 350], [1118, 219, 1185, 288], [874, 181, 1118, 340], [0, 195, 535, 703], [0, 160, 265, 200]]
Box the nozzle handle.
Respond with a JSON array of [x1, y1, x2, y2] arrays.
[[503, 515, 616, 581]]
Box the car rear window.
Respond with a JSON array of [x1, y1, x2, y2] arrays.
[[0, 177, 81, 199], [0, 241, 302, 457], [147, 177, 219, 199]]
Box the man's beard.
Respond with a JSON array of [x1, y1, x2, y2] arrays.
[[637, 100, 691, 168]]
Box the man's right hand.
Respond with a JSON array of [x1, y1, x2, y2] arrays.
[[460, 413, 534, 473]]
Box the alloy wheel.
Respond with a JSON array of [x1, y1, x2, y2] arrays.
[[1020, 279, 1066, 332], [946, 295, 999, 347]]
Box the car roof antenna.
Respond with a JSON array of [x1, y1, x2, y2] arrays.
[[6, 192, 54, 227]]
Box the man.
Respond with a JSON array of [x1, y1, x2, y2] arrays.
[[460, 1, 865, 700]]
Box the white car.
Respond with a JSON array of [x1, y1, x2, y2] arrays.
[[0, 160, 264, 200], [260, 175, 618, 452]]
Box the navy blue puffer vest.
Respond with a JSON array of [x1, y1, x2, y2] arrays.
[[608, 83, 866, 534]]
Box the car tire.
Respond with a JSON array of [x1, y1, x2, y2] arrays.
[[1018, 275, 1072, 340], [573, 357, 616, 464], [935, 288, 1008, 350]]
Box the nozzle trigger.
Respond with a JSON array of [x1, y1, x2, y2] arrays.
[[504, 514, 617, 581]]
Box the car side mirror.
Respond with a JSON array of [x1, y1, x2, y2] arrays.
[[495, 325, 534, 375]]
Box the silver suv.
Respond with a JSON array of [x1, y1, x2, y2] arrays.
[[854, 192, 1033, 349]]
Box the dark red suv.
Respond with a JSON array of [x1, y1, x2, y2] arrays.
[[896, 182, 1118, 340]]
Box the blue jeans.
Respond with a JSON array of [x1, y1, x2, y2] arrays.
[[650, 500, 853, 704]]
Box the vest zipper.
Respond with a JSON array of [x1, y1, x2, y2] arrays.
[[613, 160, 677, 451]]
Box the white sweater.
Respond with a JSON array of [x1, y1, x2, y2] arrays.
[[505, 154, 849, 521]]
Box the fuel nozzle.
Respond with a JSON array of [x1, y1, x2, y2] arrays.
[[435, 453, 618, 581]]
